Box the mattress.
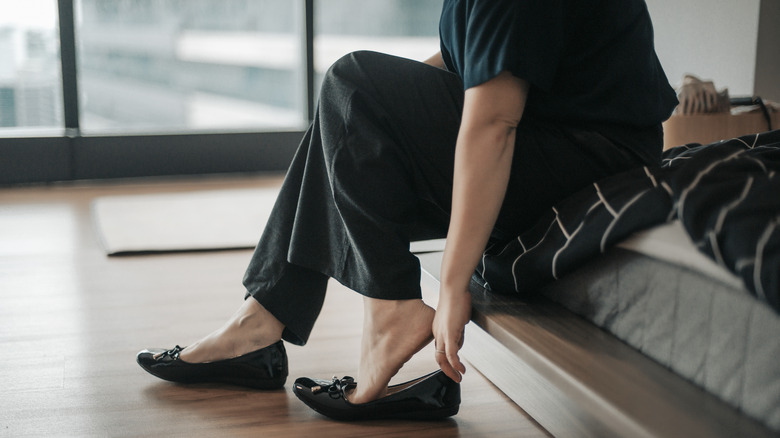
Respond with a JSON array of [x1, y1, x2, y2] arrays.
[[540, 222, 780, 431]]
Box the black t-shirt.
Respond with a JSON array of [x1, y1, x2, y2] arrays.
[[439, 0, 678, 131]]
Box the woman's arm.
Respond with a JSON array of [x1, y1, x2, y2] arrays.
[[424, 51, 446, 69], [433, 71, 529, 382]]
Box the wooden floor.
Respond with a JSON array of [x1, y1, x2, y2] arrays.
[[0, 175, 549, 437]]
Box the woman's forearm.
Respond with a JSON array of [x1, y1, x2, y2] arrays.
[[440, 123, 515, 292], [440, 72, 528, 295]]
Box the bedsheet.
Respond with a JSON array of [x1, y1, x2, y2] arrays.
[[477, 129, 780, 313]]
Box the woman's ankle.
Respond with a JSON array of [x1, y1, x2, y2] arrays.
[[234, 299, 285, 342], [179, 299, 284, 363]]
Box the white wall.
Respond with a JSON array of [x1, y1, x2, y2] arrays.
[[754, 0, 780, 101], [646, 0, 761, 96]]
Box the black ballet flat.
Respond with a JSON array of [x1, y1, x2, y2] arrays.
[[293, 370, 460, 421], [136, 340, 288, 389]]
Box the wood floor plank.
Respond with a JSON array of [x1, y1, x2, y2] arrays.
[[0, 176, 548, 437]]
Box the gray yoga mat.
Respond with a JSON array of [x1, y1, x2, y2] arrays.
[[92, 188, 446, 255], [91, 188, 278, 255]]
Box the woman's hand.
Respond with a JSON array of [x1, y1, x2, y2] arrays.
[[432, 285, 472, 382]]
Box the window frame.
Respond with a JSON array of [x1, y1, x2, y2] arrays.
[[0, 0, 315, 185]]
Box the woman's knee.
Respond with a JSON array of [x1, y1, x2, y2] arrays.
[[320, 51, 386, 98], [327, 51, 382, 78]]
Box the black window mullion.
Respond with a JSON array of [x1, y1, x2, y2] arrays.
[[57, 0, 80, 135], [304, 0, 315, 122]]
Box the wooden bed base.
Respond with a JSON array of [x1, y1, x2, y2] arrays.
[[418, 252, 778, 438]]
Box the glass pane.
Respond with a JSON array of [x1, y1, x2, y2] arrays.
[[314, 0, 442, 90], [76, 0, 305, 133], [0, 0, 63, 132]]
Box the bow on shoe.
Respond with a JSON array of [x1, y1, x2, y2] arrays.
[[153, 345, 184, 361], [311, 376, 357, 399]]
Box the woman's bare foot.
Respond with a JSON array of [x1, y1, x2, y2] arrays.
[[348, 297, 435, 404], [177, 298, 284, 363]]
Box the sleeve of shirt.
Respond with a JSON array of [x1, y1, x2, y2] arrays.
[[463, 0, 565, 91]]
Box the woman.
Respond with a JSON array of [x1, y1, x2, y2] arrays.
[[137, 0, 678, 420]]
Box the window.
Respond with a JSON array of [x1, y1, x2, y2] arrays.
[[76, 0, 306, 133], [0, 0, 445, 184], [314, 0, 441, 89], [0, 0, 63, 132]]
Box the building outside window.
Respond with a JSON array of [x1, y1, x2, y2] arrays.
[[0, 0, 63, 131], [314, 0, 441, 93], [76, 0, 305, 133], [74, 0, 441, 134]]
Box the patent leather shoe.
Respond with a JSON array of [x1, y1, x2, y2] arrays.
[[136, 340, 287, 389], [293, 370, 460, 421]]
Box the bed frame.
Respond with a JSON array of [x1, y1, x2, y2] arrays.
[[418, 252, 778, 438]]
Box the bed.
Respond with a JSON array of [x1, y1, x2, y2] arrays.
[[420, 130, 780, 436]]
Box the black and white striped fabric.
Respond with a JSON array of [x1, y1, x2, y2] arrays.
[[478, 129, 780, 313]]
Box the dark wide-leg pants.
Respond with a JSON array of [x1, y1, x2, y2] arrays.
[[243, 51, 653, 345]]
